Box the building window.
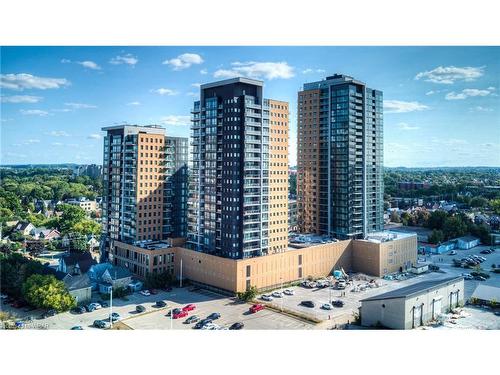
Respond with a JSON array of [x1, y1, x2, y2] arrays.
[[298, 267, 302, 278], [298, 254, 302, 265], [246, 265, 251, 278], [246, 279, 251, 290]]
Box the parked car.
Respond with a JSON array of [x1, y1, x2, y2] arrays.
[[136, 305, 146, 313], [283, 289, 295, 296], [41, 309, 57, 319], [70, 326, 83, 330], [332, 300, 345, 307], [449, 250, 457, 255], [109, 312, 120, 322], [194, 319, 213, 329], [474, 275, 486, 281], [93, 320, 110, 329], [336, 281, 346, 290], [182, 304, 196, 312], [167, 308, 182, 316], [201, 323, 218, 330], [140, 290, 151, 296], [71, 306, 86, 314], [185, 315, 200, 324], [261, 294, 273, 301], [173, 310, 188, 319], [149, 289, 158, 295], [321, 303, 333, 310], [249, 304, 264, 313], [0, 294, 8, 299], [89, 302, 102, 310], [85, 304, 96, 313], [229, 322, 244, 330], [461, 273, 474, 280], [272, 291, 283, 298], [300, 300, 315, 308], [154, 300, 167, 308], [100, 301, 109, 308], [207, 312, 221, 320]]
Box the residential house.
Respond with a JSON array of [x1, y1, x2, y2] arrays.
[[33, 228, 61, 241], [87, 263, 132, 294], [57, 251, 96, 276], [14, 222, 35, 236], [41, 266, 92, 304]]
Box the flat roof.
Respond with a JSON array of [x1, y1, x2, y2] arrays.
[[471, 284, 500, 302], [363, 230, 416, 243], [361, 276, 463, 302], [101, 124, 165, 134], [201, 77, 263, 90]]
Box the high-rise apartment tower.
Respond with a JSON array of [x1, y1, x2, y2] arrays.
[[297, 74, 383, 239]]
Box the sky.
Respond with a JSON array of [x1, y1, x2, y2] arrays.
[[1, 46, 499, 167]]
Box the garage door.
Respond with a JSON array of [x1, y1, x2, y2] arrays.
[[451, 291, 459, 308], [413, 305, 422, 328], [432, 297, 442, 319]]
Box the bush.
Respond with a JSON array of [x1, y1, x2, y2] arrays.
[[237, 286, 258, 302]]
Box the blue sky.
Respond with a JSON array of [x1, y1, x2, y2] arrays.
[[1, 46, 499, 167]]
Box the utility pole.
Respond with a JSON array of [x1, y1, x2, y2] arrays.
[[170, 307, 173, 329], [109, 285, 113, 328], [179, 258, 183, 288]]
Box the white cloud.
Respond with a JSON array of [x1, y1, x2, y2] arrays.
[[1, 73, 70, 90], [1, 95, 43, 103], [20, 109, 50, 116], [64, 102, 97, 109], [415, 66, 484, 84], [384, 100, 429, 113], [186, 92, 199, 97], [302, 68, 325, 74], [109, 54, 138, 66], [191, 83, 201, 88], [214, 61, 295, 80], [470, 106, 494, 112], [87, 134, 101, 140], [445, 87, 495, 100], [24, 139, 40, 145], [163, 53, 204, 70], [425, 90, 435, 96], [77, 61, 101, 70], [51, 142, 64, 146], [200, 69, 208, 75], [47, 130, 70, 137], [61, 59, 72, 64], [51, 108, 72, 113], [398, 122, 420, 131], [127, 101, 141, 106], [160, 115, 191, 127], [152, 88, 178, 96]]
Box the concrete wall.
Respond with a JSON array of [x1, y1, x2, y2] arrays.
[[353, 235, 417, 276], [70, 287, 92, 305], [360, 298, 406, 329]]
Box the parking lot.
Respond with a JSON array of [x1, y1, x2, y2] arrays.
[[428, 244, 500, 299], [2, 287, 313, 330]]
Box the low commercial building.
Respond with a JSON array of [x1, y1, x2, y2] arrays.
[[471, 284, 500, 306], [410, 263, 429, 275], [66, 198, 98, 213], [360, 276, 464, 329], [456, 236, 480, 250]]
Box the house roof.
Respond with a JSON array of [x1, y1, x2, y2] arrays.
[[471, 284, 500, 302], [62, 251, 96, 273], [64, 274, 91, 291], [41, 266, 70, 281], [456, 236, 479, 242], [361, 277, 464, 302], [16, 222, 33, 231], [89, 263, 131, 281]]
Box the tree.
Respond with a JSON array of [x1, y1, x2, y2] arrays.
[[57, 204, 86, 234], [442, 216, 467, 240], [237, 286, 258, 302], [428, 229, 444, 244], [145, 271, 175, 289], [469, 196, 488, 208], [72, 219, 101, 236], [491, 199, 500, 215], [470, 223, 491, 245], [401, 212, 411, 226], [26, 241, 45, 257], [71, 237, 88, 252], [390, 211, 400, 223], [22, 274, 76, 312], [426, 210, 448, 230], [0, 253, 44, 298]]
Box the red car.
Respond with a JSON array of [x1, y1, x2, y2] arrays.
[[173, 311, 188, 319], [182, 304, 196, 312], [249, 304, 264, 313]]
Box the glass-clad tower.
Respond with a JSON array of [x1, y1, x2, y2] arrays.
[[297, 74, 384, 239]]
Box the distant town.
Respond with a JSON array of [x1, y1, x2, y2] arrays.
[[1, 75, 499, 331]]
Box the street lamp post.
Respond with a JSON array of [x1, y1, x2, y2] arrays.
[[109, 286, 113, 328]]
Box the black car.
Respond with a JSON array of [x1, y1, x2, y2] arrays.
[[93, 320, 109, 329], [300, 301, 315, 308], [136, 305, 146, 313], [332, 300, 344, 307], [229, 322, 244, 330], [109, 312, 120, 322], [207, 313, 221, 320], [100, 301, 109, 308], [42, 309, 57, 319], [154, 300, 167, 308], [71, 326, 83, 330], [194, 319, 213, 329], [71, 306, 86, 314]]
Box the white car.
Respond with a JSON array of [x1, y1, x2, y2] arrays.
[[261, 294, 274, 301], [89, 302, 102, 310], [283, 289, 294, 296], [0, 294, 7, 299], [321, 303, 333, 310], [202, 323, 218, 330], [272, 291, 283, 298], [140, 290, 151, 296]]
